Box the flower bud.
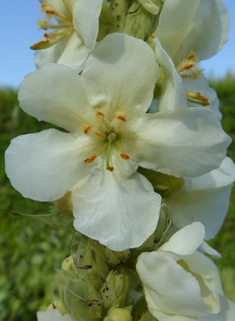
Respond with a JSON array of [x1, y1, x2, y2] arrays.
[[124, 1, 158, 41], [100, 270, 129, 311], [55, 191, 73, 216], [64, 279, 103, 321], [46, 300, 67, 316], [104, 306, 133, 321], [138, 167, 185, 198], [132, 296, 156, 321], [91, 240, 131, 266], [75, 242, 110, 291]]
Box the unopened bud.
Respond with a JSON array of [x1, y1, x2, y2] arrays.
[[46, 300, 67, 316], [104, 306, 133, 321], [55, 191, 73, 216], [75, 242, 110, 291], [138, 167, 184, 198], [132, 296, 156, 321], [100, 270, 129, 310]]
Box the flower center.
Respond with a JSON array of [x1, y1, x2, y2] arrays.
[[30, 3, 74, 50], [83, 111, 130, 172]]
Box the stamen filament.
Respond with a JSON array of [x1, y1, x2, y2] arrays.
[[187, 98, 210, 106], [84, 143, 108, 164], [44, 27, 74, 38], [30, 30, 72, 50], [115, 141, 130, 160]]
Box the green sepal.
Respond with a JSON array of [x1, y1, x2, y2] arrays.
[[11, 208, 74, 230]]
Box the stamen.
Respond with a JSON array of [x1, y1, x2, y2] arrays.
[[41, 3, 72, 22], [84, 143, 108, 164], [84, 126, 92, 134], [115, 141, 130, 160], [44, 27, 74, 38], [185, 91, 210, 105], [30, 29, 73, 50]]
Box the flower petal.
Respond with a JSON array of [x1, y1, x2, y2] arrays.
[[37, 309, 74, 321], [72, 156, 161, 251], [159, 222, 205, 258], [5, 129, 100, 201], [57, 32, 90, 71], [81, 33, 159, 120], [170, 157, 235, 240], [199, 241, 221, 259], [123, 108, 231, 177], [72, 0, 103, 50], [156, 0, 200, 60], [154, 38, 187, 112], [18, 63, 94, 133], [137, 251, 209, 318], [197, 0, 230, 60]]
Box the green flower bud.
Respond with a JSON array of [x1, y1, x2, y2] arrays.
[[74, 242, 110, 291], [97, 1, 112, 41], [104, 306, 133, 321], [126, 206, 172, 268], [91, 239, 131, 266], [62, 255, 74, 271], [64, 279, 103, 321], [100, 270, 129, 311], [132, 296, 156, 321], [137, 167, 185, 198], [109, 0, 129, 33], [46, 300, 68, 316], [124, 1, 158, 41]]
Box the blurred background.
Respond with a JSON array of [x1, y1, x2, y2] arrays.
[[0, 1, 235, 320]]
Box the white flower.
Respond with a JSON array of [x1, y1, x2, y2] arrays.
[[5, 33, 231, 251], [136, 222, 235, 321], [156, 0, 230, 65], [32, 0, 102, 71], [37, 309, 74, 321], [169, 157, 235, 241]]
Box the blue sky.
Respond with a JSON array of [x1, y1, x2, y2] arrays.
[[0, 0, 234, 88]]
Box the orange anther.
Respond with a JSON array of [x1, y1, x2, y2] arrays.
[[45, 10, 55, 14], [120, 153, 130, 160], [201, 101, 210, 106], [116, 115, 126, 121], [84, 126, 92, 134], [84, 156, 97, 163], [30, 40, 49, 50], [96, 111, 104, 117], [184, 64, 193, 70], [106, 166, 114, 172], [187, 54, 195, 60], [196, 92, 208, 102]]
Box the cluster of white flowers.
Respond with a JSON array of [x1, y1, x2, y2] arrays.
[[5, 0, 235, 320]]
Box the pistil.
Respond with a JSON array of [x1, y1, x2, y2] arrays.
[[106, 133, 117, 171]]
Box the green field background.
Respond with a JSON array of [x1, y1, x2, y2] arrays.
[[0, 74, 235, 320]]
